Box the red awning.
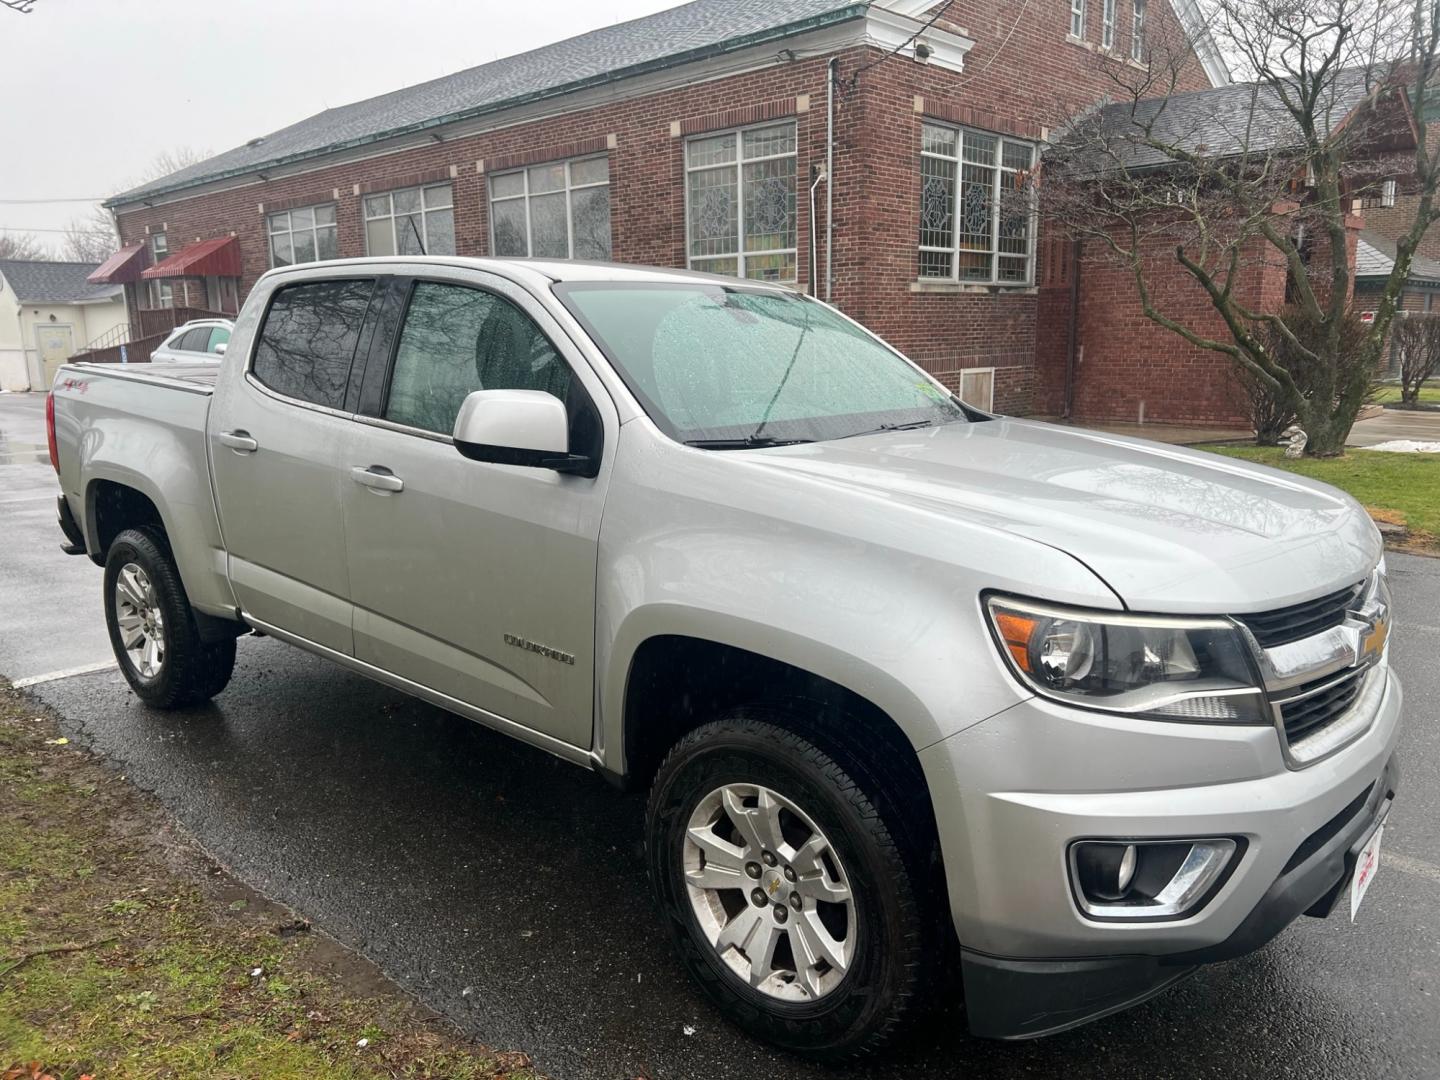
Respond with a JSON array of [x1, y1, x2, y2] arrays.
[[141, 235, 242, 279], [87, 243, 147, 285]]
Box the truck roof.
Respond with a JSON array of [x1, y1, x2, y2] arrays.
[[259, 256, 795, 291]]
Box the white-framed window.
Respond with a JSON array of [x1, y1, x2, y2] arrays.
[[1070, 0, 1086, 38], [269, 203, 338, 266], [1358, 179, 1398, 209], [364, 184, 455, 256], [144, 279, 173, 310], [1132, 0, 1147, 61], [919, 122, 1037, 285], [1102, 0, 1116, 48], [489, 156, 611, 259], [685, 122, 797, 283], [150, 232, 168, 267]]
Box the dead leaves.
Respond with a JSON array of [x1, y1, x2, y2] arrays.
[[2, 1064, 94, 1080]]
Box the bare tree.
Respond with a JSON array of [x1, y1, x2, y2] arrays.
[[0, 232, 49, 259], [1390, 310, 1440, 403], [1, 0, 38, 12], [61, 205, 118, 263], [1044, 0, 1439, 455]]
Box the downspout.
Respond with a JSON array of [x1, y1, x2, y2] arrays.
[[809, 165, 827, 296], [1063, 239, 1082, 419], [825, 56, 837, 302]]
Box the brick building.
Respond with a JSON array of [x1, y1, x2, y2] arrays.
[[86, 0, 1225, 413]]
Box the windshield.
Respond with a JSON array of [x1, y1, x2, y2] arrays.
[[555, 283, 968, 446]]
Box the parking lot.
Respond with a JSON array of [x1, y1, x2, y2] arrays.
[[2, 390, 1438, 1079]]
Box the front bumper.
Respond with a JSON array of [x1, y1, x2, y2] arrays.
[[920, 666, 1403, 1038]]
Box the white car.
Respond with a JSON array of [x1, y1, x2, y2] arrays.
[[149, 319, 233, 364]]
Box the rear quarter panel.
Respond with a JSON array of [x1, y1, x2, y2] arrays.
[[51, 367, 236, 617]]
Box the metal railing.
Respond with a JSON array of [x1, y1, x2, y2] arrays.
[[77, 322, 133, 353]]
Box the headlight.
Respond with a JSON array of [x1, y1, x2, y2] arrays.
[[986, 596, 1268, 723]]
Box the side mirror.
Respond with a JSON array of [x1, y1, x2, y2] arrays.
[[214, 342, 227, 356], [452, 389, 596, 476]]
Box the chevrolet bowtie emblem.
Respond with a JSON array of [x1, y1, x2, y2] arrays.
[[1361, 616, 1389, 660], [767, 878, 782, 896]]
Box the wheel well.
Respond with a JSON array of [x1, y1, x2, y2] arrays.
[[88, 481, 165, 565], [622, 636, 934, 813]]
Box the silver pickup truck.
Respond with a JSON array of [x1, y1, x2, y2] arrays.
[[47, 257, 1401, 1059]]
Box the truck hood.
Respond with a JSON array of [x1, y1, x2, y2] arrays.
[[748, 418, 1380, 613]]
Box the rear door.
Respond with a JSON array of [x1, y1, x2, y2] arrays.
[[338, 268, 615, 749], [209, 275, 379, 653]]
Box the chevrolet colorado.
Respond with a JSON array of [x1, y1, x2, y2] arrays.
[[47, 258, 1400, 1058]]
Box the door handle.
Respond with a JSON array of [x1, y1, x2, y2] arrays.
[[351, 465, 404, 493], [217, 430, 258, 453]]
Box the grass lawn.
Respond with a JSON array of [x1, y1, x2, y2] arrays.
[[0, 684, 541, 1080], [1207, 445, 1440, 550], [1371, 384, 1440, 405]]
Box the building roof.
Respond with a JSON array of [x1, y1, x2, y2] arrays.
[[1355, 230, 1440, 286], [0, 260, 123, 304], [1068, 66, 1383, 172], [109, 0, 868, 206]]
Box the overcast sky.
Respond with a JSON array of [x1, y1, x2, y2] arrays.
[[0, 0, 678, 245]]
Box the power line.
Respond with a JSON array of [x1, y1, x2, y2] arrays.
[[846, 0, 957, 90]]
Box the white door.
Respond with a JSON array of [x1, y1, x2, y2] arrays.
[[35, 323, 75, 390]]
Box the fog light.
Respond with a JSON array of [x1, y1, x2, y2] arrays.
[[1070, 838, 1239, 920]]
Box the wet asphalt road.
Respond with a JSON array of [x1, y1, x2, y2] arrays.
[[2, 392, 1439, 1078]]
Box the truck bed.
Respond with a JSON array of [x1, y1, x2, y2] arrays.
[[68, 360, 221, 394]]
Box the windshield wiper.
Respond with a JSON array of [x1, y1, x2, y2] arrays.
[[682, 435, 813, 450], [840, 419, 942, 440]]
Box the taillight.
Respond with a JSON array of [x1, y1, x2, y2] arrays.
[[45, 390, 59, 473]]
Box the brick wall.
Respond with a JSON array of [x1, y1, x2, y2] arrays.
[[112, 1, 1215, 417]]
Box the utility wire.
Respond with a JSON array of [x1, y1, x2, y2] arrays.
[[846, 0, 957, 90]]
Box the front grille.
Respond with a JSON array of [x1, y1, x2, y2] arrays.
[[1279, 668, 1367, 742], [1236, 582, 1363, 648]]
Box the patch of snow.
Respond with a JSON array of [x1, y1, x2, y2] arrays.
[[1358, 440, 1440, 454]]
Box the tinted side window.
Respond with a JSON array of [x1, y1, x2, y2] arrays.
[[206, 326, 231, 353], [179, 327, 211, 352], [385, 282, 572, 435], [252, 280, 374, 409]]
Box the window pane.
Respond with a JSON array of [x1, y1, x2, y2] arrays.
[[743, 251, 795, 283], [491, 199, 528, 256], [270, 233, 294, 267], [207, 326, 231, 353], [687, 133, 736, 168], [268, 211, 289, 234], [690, 257, 738, 276], [423, 184, 453, 209], [688, 167, 737, 259], [396, 214, 425, 255], [317, 226, 338, 261], [528, 164, 565, 194], [959, 161, 994, 268], [315, 204, 336, 226], [743, 124, 795, 159], [742, 158, 795, 254], [490, 172, 525, 199], [571, 186, 612, 259], [963, 132, 997, 166], [393, 188, 422, 214], [919, 250, 952, 278], [998, 256, 1029, 283], [180, 328, 211, 352], [252, 279, 374, 409], [386, 283, 570, 434], [1002, 141, 1033, 171], [425, 207, 455, 255], [919, 156, 956, 252], [570, 157, 609, 186], [291, 206, 315, 231], [922, 123, 957, 157], [529, 193, 569, 258], [364, 195, 390, 218], [367, 218, 395, 256], [292, 229, 317, 264]]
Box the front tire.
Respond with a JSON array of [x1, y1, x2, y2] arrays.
[[646, 715, 930, 1060], [103, 528, 235, 709]]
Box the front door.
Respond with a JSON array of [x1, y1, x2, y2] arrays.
[[339, 271, 612, 749], [35, 323, 74, 389], [209, 276, 378, 653]]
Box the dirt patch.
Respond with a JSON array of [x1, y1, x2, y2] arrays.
[[0, 682, 544, 1079]]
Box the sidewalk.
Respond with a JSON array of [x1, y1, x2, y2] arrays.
[[1043, 406, 1440, 448]]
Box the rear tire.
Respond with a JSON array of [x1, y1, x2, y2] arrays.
[[646, 714, 930, 1060], [103, 528, 235, 709]]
